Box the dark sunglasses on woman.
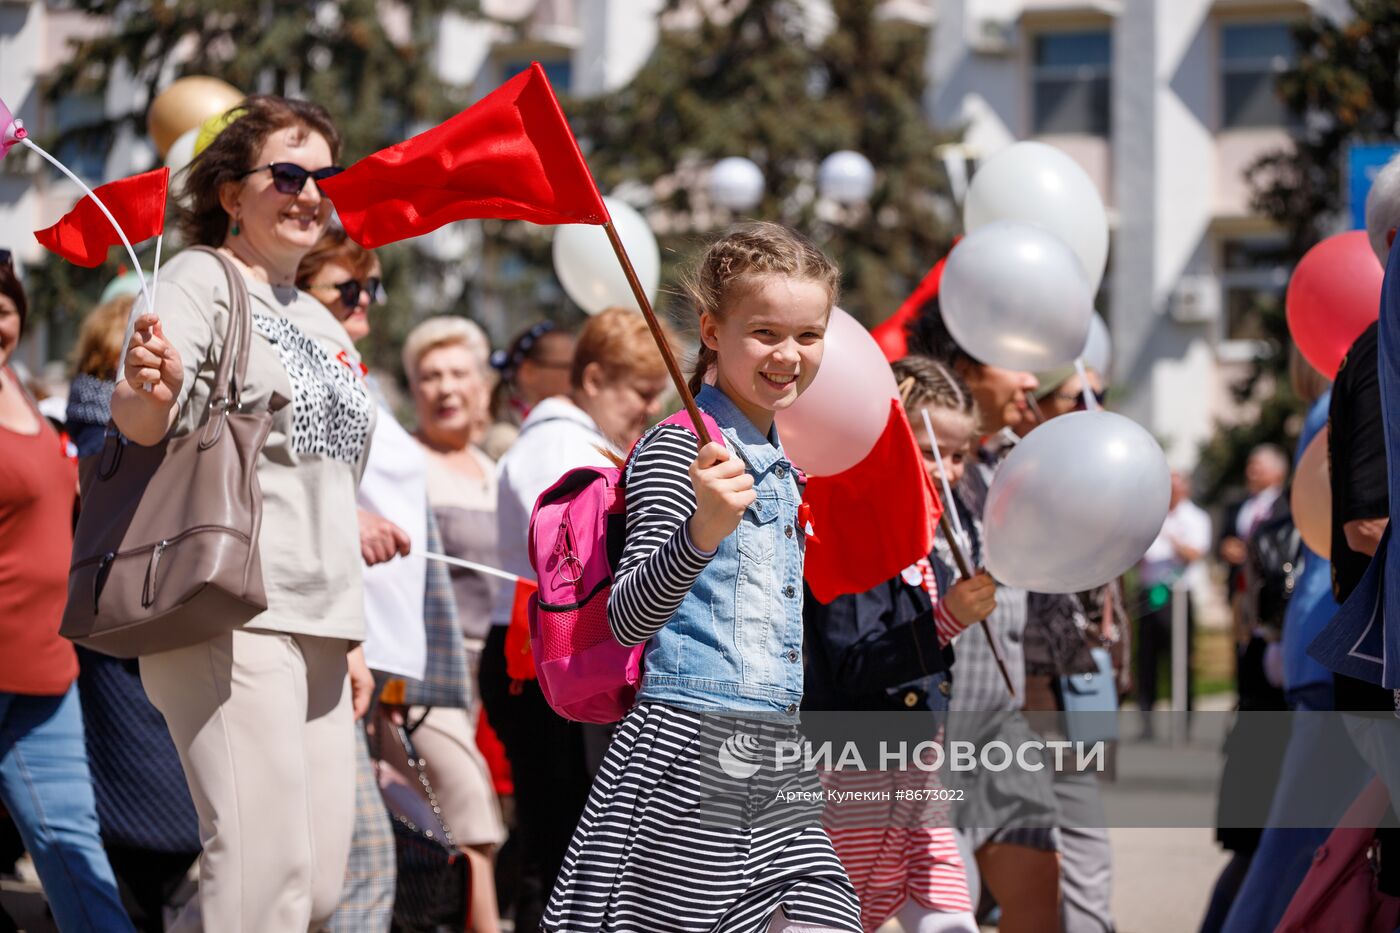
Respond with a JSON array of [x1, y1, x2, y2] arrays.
[[239, 162, 345, 196], [309, 277, 383, 307], [0, 248, 11, 268]]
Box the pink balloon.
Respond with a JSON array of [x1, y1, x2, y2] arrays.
[[776, 307, 899, 476]]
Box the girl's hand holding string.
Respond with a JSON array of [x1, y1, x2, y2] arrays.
[[687, 442, 756, 553]]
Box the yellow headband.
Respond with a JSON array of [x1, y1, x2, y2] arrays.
[[193, 107, 246, 158]]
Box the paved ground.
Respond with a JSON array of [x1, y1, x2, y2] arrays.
[[1, 703, 1239, 933]]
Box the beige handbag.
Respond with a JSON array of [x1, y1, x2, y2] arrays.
[[62, 246, 279, 658]]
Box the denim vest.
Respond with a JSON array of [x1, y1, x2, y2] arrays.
[[634, 384, 807, 717]]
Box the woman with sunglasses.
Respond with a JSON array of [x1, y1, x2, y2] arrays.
[[111, 96, 379, 932], [906, 299, 1062, 933]]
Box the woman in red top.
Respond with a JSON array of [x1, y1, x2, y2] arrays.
[[0, 256, 133, 931]]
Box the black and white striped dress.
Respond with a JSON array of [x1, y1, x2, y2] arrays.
[[544, 425, 863, 933]]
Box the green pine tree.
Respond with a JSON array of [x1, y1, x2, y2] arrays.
[[1198, 0, 1400, 499]]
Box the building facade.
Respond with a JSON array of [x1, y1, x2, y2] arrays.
[[929, 0, 1352, 468], [1, 0, 1355, 469]]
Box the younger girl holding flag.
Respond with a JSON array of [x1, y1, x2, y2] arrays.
[[803, 355, 993, 933], [544, 223, 862, 933]]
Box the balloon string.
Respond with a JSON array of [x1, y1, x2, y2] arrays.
[[1074, 358, 1098, 412], [920, 407, 969, 555], [421, 551, 522, 584]]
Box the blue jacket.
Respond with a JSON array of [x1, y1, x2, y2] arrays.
[[802, 556, 955, 713], [1283, 392, 1338, 693], [636, 384, 808, 716]]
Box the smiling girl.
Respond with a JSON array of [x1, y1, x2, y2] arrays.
[[544, 224, 862, 933]]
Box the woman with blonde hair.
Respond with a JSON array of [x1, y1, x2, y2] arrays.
[[400, 314, 509, 930], [65, 293, 133, 457]]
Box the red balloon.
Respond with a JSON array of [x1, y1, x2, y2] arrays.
[[1286, 231, 1383, 378]]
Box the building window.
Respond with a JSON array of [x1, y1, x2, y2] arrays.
[[53, 93, 107, 183], [1219, 237, 1289, 343], [1220, 23, 1297, 129], [1031, 30, 1111, 136], [502, 58, 573, 93]]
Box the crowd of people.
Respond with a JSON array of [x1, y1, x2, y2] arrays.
[[1, 90, 1396, 933]]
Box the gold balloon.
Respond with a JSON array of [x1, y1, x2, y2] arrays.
[[1291, 426, 1331, 560], [148, 77, 244, 157]]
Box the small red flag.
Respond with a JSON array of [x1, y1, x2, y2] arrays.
[[870, 245, 955, 363], [802, 400, 941, 604], [321, 63, 609, 249], [34, 167, 169, 268], [504, 578, 539, 683]]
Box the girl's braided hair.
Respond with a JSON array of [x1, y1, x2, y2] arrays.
[[681, 222, 840, 395]]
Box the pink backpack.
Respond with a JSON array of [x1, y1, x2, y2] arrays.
[[526, 409, 722, 724]]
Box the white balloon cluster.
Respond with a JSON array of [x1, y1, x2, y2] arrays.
[[946, 141, 1170, 592]]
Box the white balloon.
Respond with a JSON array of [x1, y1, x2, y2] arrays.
[[165, 127, 199, 203], [940, 221, 1094, 372], [552, 197, 660, 315], [984, 411, 1171, 593], [417, 220, 481, 264], [963, 141, 1109, 291], [1081, 313, 1112, 378], [818, 150, 875, 205], [710, 157, 765, 211]]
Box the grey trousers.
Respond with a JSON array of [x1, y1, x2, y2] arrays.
[[1055, 767, 1115, 933]]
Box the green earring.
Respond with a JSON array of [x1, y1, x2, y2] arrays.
[[230, 218, 240, 236]]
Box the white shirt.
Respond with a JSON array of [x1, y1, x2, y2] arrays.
[[490, 397, 618, 626], [1140, 499, 1212, 589], [356, 396, 429, 679]]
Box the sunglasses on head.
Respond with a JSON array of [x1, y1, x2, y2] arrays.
[[310, 277, 383, 307], [239, 162, 344, 195]]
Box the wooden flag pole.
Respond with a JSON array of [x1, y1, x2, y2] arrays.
[[603, 220, 712, 447], [938, 511, 1016, 698]]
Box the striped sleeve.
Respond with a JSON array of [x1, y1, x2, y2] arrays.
[[933, 601, 969, 647], [608, 425, 716, 647]]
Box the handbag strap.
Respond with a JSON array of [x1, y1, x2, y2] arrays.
[[188, 246, 253, 415], [382, 715, 458, 849]]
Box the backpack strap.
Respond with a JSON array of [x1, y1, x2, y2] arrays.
[[622, 407, 726, 485]]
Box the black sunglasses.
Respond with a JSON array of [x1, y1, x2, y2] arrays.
[[239, 162, 344, 195], [310, 277, 383, 307], [0, 248, 10, 268]]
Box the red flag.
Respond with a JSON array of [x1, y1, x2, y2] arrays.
[[802, 400, 941, 604], [870, 242, 958, 363], [321, 63, 609, 248], [504, 578, 539, 682], [34, 167, 168, 268]]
